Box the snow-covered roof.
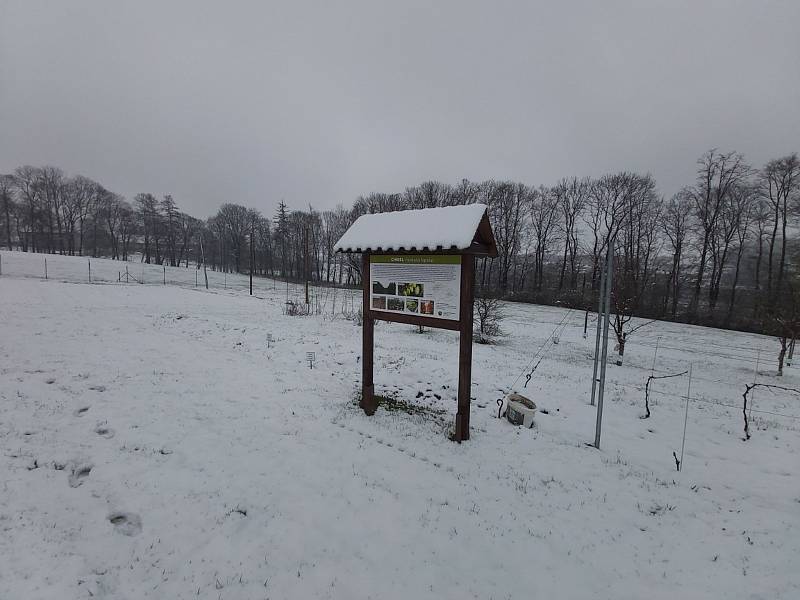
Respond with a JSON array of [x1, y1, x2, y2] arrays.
[[334, 204, 496, 256]]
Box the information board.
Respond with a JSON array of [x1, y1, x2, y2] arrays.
[[369, 255, 461, 321]]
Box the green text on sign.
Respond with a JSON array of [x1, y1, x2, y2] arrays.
[[370, 255, 461, 265]]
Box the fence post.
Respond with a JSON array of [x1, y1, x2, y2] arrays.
[[678, 363, 693, 472], [0, 253, 3, 276], [44, 257, 48, 280], [750, 350, 760, 420], [650, 336, 661, 377], [594, 247, 613, 449], [126, 265, 129, 283], [163, 265, 166, 285], [195, 270, 198, 287], [88, 259, 91, 283]]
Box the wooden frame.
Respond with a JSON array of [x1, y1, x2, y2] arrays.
[[340, 205, 496, 443], [360, 251, 477, 442]]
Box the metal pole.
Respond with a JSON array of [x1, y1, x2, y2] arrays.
[[679, 363, 693, 471], [750, 349, 760, 420], [163, 265, 166, 285], [45, 257, 48, 280], [88, 259, 91, 283], [594, 246, 614, 449], [0, 253, 2, 276], [583, 309, 589, 339], [650, 336, 662, 377], [590, 255, 608, 407]]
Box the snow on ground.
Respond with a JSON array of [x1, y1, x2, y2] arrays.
[[1, 250, 798, 599]]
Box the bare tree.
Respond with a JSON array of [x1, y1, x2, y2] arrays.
[[765, 281, 800, 376], [13, 166, 42, 252], [585, 173, 636, 290], [161, 195, 179, 266], [662, 190, 691, 317], [39, 166, 66, 254], [485, 181, 526, 293], [135, 193, 160, 263], [474, 293, 505, 344], [403, 181, 453, 209], [761, 153, 800, 304], [529, 186, 561, 292], [688, 149, 751, 319], [0, 174, 15, 249], [724, 184, 755, 326], [554, 177, 589, 290]]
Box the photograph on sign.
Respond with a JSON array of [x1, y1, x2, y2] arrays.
[[369, 255, 461, 321]]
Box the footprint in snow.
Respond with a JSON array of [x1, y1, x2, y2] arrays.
[[88, 385, 106, 392], [68, 463, 93, 487], [108, 511, 142, 536], [74, 406, 90, 417], [94, 423, 115, 439]]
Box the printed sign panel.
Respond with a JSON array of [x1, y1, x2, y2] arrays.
[[369, 255, 461, 321]]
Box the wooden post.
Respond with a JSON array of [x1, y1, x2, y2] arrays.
[[361, 253, 376, 415], [454, 254, 475, 442]]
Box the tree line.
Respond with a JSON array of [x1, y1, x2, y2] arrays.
[[1, 149, 798, 337]]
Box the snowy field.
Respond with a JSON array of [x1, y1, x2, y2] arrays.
[[1, 250, 798, 599]]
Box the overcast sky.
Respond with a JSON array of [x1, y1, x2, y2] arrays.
[[1, 1, 798, 217]]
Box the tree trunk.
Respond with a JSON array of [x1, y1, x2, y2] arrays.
[[725, 247, 745, 327], [558, 241, 568, 290], [2, 191, 11, 249], [767, 206, 779, 297], [778, 337, 787, 376], [776, 202, 788, 299], [689, 228, 711, 320], [616, 333, 626, 366]]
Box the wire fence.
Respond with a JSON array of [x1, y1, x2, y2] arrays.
[[0, 249, 363, 319], [504, 305, 800, 445], [4, 249, 798, 430]]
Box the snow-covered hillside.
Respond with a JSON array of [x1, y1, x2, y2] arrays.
[[1, 250, 798, 599]]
